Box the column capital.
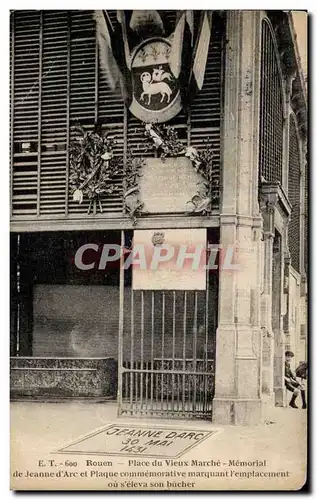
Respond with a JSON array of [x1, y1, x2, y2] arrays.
[[262, 231, 275, 241]]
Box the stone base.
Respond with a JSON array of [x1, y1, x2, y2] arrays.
[[212, 397, 262, 425], [261, 392, 275, 408], [261, 393, 276, 422], [275, 386, 287, 407]]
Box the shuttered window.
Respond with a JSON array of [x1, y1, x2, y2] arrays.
[[11, 10, 224, 219], [259, 19, 284, 184], [288, 115, 301, 274]]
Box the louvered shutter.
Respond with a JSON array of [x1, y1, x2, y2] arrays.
[[12, 11, 41, 216], [288, 115, 301, 274], [40, 11, 68, 215]]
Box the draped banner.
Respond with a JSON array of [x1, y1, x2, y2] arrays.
[[95, 10, 212, 122]]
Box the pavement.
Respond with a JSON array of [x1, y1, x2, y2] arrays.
[[10, 400, 307, 491]]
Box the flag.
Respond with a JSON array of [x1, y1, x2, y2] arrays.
[[169, 11, 194, 109], [116, 10, 132, 70], [94, 10, 131, 104], [185, 10, 212, 107], [169, 11, 186, 79], [169, 11, 194, 79], [191, 11, 212, 91], [94, 11, 119, 90]]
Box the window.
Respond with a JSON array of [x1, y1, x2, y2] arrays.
[[288, 115, 301, 273], [259, 19, 284, 185]]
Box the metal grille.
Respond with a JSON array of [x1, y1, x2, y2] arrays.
[[11, 10, 225, 220], [259, 19, 284, 184], [288, 115, 301, 273], [120, 290, 216, 419]]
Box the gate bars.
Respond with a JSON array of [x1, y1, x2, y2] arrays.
[[117, 231, 215, 420]]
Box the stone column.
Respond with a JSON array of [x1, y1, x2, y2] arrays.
[[272, 232, 285, 406], [261, 229, 274, 399], [212, 11, 263, 425]]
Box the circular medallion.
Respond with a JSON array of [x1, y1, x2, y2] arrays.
[[151, 231, 165, 247], [129, 38, 182, 123]]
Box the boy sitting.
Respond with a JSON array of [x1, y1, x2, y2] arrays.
[[284, 351, 306, 409]]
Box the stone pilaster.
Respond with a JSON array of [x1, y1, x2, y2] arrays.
[[260, 197, 277, 402], [272, 232, 284, 406], [212, 11, 263, 425], [261, 230, 274, 398]]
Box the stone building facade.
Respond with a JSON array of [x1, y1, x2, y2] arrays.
[[10, 10, 307, 424]]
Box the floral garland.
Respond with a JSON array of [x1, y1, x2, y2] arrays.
[[123, 151, 145, 226], [144, 123, 218, 214], [69, 124, 121, 215]]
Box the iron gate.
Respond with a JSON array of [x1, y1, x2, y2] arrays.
[[117, 234, 217, 419]]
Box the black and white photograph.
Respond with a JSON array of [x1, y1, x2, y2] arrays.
[[9, 8, 308, 491]]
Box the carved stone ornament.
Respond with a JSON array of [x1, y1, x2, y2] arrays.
[[151, 231, 165, 246]]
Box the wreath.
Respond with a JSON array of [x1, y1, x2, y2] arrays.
[[69, 124, 121, 215], [70, 123, 144, 224]]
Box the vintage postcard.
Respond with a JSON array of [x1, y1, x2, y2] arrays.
[[10, 9, 308, 491]]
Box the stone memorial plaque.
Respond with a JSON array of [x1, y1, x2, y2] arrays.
[[139, 157, 203, 214], [57, 423, 217, 459]]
